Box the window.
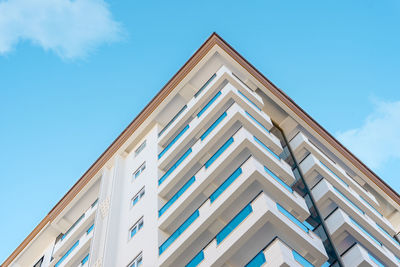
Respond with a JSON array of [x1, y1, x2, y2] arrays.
[[130, 217, 144, 239], [135, 140, 146, 157], [81, 254, 89, 265], [128, 252, 143, 267], [33, 256, 44, 267], [133, 162, 146, 179], [132, 187, 145, 207]]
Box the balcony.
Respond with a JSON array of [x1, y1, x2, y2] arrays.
[[325, 208, 398, 266], [158, 78, 276, 170], [52, 200, 98, 257], [158, 126, 292, 201], [244, 238, 315, 267], [312, 179, 400, 256], [159, 156, 309, 231], [165, 192, 327, 267], [300, 153, 395, 236], [341, 243, 385, 267], [158, 65, 265, 147], [50, 226, 94, 267], [290, 132, 378, 206]]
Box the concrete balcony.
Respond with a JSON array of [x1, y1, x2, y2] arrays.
[[52, 201, 97, 257], [166, 193, 327, 267], [244, 238, 315, 267], [325, 208, 398, 267], [158, 126, 293, 200], [50, 227, 93, 267], [158, 65, 265, 147], [312, 179, 400, 257], [157, 81, 280, 169], [290, 132, 378, 206], [300, 153, 395, 236], [158, 156, 309, 233], [342, 243, 385, 267]]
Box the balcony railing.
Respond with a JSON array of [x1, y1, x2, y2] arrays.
[[55, 240, 79, 267], [237, 89, 261, 111], [200, 112, 227, 141], [159, 210, 200, 255], [216, 204, 253, 244], [158, 105, 188, 137], [194, 74, 216, 98], [277, 203, 310, 233], [210, 167, 243, 203], [159, 176, 196, 217], [159, 148, 192, 185], [264, 166, 292, 193], [245, 251, 266, 267], [204, 137, 234, 169], [253, 136, 280, 160], [158, 125, 190, 159], [197, 91, 222, 118]]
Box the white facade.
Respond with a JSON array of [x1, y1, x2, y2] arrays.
[[4, 34, 400, 267]]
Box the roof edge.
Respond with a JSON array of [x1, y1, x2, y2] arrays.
[[3, 32, 399, 266]]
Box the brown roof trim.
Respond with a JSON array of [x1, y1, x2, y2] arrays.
[[210, 33, 400, 204], [3, 32, 399, 266]]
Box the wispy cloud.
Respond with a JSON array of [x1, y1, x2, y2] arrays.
[[337, 99, 400, 170], [0, 0, 122, 59]]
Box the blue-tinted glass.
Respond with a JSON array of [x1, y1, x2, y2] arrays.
[[159, 176, 196, 217], [368, 253, 385, 267], [333, 187, 364, 215], [292, 250, 314, 267], [91, 198, 98, 208], [349, 217, 382, 246], [245, 111, 269, 133], [194, 74, 216, 98], [81, 254, 89, 265], [216, 204, 253, 244], [264, 166, 292, 193], [210, 168, 242, 202], [197, 91, 222, 118], [159, 210, 200, 254], [320, 262, 330, 267], [245, 251, 266, 267], [159, 125, 190, 159], [132, 196, 139, 206], [277, 203, 309, 233], [158, 105, 187, 137], [319, 161, 349, 187], [253, 136, 280, 160], [55, 240, 79, 267], [186, 251, 204, 267], [159, 148, 192, 185], [237, 89, 261, 111], [61, 214, 85, 240], [87, 224, 94, 234], [200, 112, 227, 141], [131, 226, 137, 238], [376, 223, 399, 245], [359, 196, 383, 217], [205, 137, 234, 169]]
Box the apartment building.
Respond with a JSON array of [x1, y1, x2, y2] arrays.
[[3, 33, 400, 267]]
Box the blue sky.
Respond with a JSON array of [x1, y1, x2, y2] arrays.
[[1, 0, 400, 262]]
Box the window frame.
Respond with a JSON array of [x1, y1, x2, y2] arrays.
[[134, 140, 146, 157], [131, 187, 145, 207], [129, 217, 144, 239]]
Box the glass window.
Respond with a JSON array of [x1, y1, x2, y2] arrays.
[[132, 187, 145, 207], [130, 218, 144, 239], [128, 253, 143, 267], [133, 163, 146, 179], [135, 140, 146, 157]]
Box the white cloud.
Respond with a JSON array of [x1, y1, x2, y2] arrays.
[[0, 0, 122, 59], [337, 100, 400, 170]]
